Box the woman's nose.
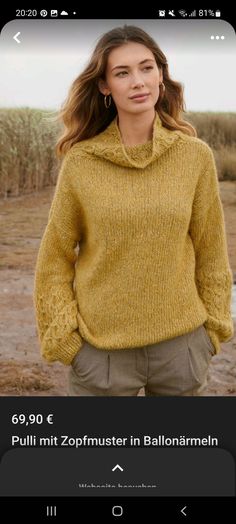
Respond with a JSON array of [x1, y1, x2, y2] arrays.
[[130, 75, 145, 88]]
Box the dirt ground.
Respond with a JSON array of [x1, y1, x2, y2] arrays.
[[0, 183, 236, 396]]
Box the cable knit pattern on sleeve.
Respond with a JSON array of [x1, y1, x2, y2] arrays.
[[34, 153, 85, 364], [34, 112, 234, 365], [189, 147, 234, 352]]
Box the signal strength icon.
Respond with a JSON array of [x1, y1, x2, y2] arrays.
[[189, 10, 196, 17], [179, 10, 188, 17]]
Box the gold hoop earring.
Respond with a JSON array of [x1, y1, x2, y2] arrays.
[[104, 94, 111, 109], [160, 82, 165, 94]]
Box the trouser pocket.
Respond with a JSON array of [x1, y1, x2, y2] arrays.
[[201, 325, 216, 355], [69, 344, 145, 396], [71, 342, 110, 392], [186, 325, 213, 389]]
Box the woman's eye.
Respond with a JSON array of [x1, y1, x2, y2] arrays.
[[116, 66, 153, 77], [116, 71, 128, 77]]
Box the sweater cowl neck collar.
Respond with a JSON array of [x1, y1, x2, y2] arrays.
[[79, 111, 183, 169]]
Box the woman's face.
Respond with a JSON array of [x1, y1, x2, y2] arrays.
[[99, 41, 163, 117]]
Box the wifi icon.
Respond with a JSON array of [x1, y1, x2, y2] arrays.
[[179, 10, 188, 17]]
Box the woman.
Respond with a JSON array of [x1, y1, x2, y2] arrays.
[[34, 25, 234, 397]]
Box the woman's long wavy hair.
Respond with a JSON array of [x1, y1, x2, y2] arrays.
[[56, 25, 197, 156]]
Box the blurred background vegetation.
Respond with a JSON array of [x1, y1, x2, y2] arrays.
[[0, 108, 61, 199], [0, 107, 236, 199]]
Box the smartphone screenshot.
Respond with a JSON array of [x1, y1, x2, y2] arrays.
[[0, 7, 235, 521]]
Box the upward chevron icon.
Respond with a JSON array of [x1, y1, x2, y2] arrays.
[[112, 464, 124, 472]]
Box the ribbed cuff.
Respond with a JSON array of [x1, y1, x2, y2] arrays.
[[56, 331, 84, 365]]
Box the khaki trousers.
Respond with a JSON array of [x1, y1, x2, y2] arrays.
[[68, 324, 215, 397]]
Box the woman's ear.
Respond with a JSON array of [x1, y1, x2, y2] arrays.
[[98, 78, 110, 96]]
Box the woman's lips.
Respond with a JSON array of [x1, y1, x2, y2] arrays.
[[130, 93, 150, 101]]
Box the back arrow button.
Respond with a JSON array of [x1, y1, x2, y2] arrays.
[[13, 32, 21, 44], [181, 505, 187, 516]]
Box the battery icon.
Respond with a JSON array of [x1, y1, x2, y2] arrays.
[[215, 10, 221, 17]]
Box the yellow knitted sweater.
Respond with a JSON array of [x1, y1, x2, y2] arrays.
[[34, 112, 234, 365]]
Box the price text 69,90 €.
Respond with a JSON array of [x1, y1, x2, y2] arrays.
[[11, 413, 54, 425]]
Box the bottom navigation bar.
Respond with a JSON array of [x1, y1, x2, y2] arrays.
[[0, 497, 235, 520]]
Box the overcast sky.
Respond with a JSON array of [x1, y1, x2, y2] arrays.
[[0, 19, 235, 112]]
